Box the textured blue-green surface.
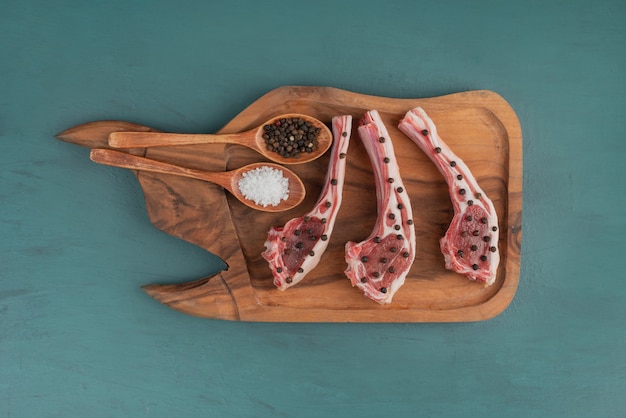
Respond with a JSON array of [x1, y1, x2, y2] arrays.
[[2, 1, 625, 417]]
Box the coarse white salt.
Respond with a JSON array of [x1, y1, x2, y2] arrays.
[[237, 165, 290, 207]]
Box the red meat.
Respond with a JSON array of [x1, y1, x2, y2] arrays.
[[344, 110, 416, 304], [262, 115, 353, 290], [398, 107, 499, 285]]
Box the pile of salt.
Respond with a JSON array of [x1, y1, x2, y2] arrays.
[[237, 165, 290, 207]]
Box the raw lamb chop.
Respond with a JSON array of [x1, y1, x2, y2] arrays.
[[262, 115, 352, 290], [398, 107, 499, 285], [344, 111, 416, 304]]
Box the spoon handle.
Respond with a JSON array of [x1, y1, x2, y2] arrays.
[[108, 130, 253, 149], [89, 149, 232, 190]]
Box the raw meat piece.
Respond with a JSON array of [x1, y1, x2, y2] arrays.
[[344, 111, 416, 304], [398, 107, 500, 285], [262, 115, 353, 290]]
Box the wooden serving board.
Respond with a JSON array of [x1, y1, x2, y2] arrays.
[[57, 86, 522, 322]]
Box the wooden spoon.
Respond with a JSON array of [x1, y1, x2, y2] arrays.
[[107, 113, 332, 165], [90, 149, 305, 212]]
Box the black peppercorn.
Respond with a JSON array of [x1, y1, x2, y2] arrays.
[[263, 117, 320, 158]]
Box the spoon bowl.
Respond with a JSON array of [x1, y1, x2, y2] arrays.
[[90, 149, 305, 212], [107, 113, 333, 165]]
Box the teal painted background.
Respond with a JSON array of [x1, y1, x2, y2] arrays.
[[2, 0, 625, 416]]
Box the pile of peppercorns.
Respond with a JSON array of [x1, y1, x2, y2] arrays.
[[262, 117, 320, 158]]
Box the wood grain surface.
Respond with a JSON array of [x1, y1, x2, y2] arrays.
[[56, 86, 522, 322]]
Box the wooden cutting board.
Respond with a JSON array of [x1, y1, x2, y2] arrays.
[[57, 86, 522, 322]]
